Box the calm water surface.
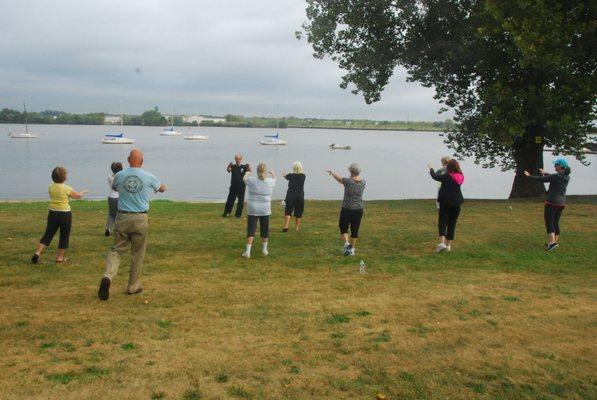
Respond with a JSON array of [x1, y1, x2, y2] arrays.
[[1, 124, 595, 201]]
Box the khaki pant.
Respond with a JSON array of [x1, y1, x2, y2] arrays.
[[103, 213, 149, 293]]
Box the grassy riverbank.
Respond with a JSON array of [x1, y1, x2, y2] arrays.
[[1, 199, 596, 399]]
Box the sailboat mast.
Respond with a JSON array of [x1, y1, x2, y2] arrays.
[[23, 103, 29, 134]]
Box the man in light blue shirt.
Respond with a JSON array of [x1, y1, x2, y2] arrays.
[[113, 165, 162, 212], [98, 149, 166, 300]]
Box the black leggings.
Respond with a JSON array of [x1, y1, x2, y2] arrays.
[[40, 210, 72, 249], [339, 208, 363, 238], [438, 203, 461, 241], [544, 204, 564, 235], [247, 215, 269, 238]]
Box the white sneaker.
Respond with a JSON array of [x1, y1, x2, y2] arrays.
[[446, 245, 451, 252], [348, 248, 355, 256], [262, 249, 269, 256], [435, 243, 448, 253], [342, 242, 350, 255], [241, 252, 251, 259]]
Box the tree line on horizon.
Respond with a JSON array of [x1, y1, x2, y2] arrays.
[[0, 107, 455, 130]]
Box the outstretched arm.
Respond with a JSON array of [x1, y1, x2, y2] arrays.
[[428, 165, 445, 182], [157, 184, 167, 193], [524, 170, 551, 182], [69, 189, 89, 199], [326, 170, 343, 184]]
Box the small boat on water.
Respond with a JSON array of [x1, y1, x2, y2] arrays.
[[102, 133, 135, 144], [161, 110, 181, 136], [9, 133, 38, 139], [260, 115, 286, 145], [183, 134, 209, 140], [260, 133, 287, 145], [330, 143, 351, 150], [9, 103, 37, 139], [160, 127, 182, 136]]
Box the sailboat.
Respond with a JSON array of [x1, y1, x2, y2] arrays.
[[161, 110, 181, 136], [259, 115, 287, 145], [102, 113, 135, 144], [9, 103, 38, 139]]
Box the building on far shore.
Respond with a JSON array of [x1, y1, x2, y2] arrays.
[[183, 115, 226, 124], [104, 115, 122, 125]]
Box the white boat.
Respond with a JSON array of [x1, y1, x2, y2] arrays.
[[330, 143, 351, 150], [102, 135, 135, 145], [260, 115, 286, 145], [160, 127, 182, 136], [102, 115, 135, 144], [260, 137, 287, 145], [183, 134, 209, 140], [9, 133, 38, 139], [9, 103, 37, 139], [161, 110, 181, 136]]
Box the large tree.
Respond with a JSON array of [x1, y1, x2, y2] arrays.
[[302, 0, 596, 197]]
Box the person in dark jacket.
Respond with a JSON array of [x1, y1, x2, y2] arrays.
[[428, 159, 464, 253], [524, 158, 571, 252], [282, 161, 306, 232], [223, 154, 251, 218]]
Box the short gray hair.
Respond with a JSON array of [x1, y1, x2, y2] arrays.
[[348, 163, 361, 177]]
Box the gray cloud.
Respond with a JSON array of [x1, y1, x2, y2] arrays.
[[0, 0, 450, 120]]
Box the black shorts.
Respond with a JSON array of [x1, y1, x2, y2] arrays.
[[247, 215, 269, 238], [284, 198, 304, 218], [339, 208, 363, 238]]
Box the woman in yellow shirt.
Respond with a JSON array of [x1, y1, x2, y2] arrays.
[[31, 167, 88, 264]]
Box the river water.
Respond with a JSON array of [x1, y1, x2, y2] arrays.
[[1, 124, 595, 201]]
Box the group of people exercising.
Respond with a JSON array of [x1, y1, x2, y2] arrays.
[[28, 149, 571, 301]]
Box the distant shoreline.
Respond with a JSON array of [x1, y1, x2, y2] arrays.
[[0, 122, 444, 133]]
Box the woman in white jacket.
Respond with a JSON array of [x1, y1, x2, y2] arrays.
[[242, 163, 276, 258]]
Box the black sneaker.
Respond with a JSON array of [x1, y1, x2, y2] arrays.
[[282, 228, 288, 233], [343, 244, 353, 256], [98, 277, 111, 300], [104, 229, 111, 237], [546, 243, 559, 252], [31, 254, 39, 264]]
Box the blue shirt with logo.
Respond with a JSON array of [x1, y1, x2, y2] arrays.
[[113, 168, 161, 212]]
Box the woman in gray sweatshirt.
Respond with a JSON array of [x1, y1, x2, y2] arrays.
[[524, 158, 571, 252]]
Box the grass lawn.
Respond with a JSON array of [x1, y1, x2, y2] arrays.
[[0, 198, 596, 400]]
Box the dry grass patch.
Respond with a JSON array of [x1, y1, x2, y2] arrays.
[[0, 198, 596, 399]]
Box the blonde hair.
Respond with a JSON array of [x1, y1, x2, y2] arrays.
[[293, 161, 303, 174], [441, 156, 450, 166], [257, 163, 267, 180]]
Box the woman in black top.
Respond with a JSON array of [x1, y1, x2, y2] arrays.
[[282, 161, 306, 232], [428, 159, 464, 253], [524, 158, 571, 252]]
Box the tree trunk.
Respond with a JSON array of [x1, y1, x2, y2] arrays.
[[509, 124, 547, 198]]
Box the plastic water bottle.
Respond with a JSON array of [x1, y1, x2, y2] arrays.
[[359, 260, 366, 274]]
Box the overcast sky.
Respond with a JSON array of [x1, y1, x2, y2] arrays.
[[0, 0, 450, 121]]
